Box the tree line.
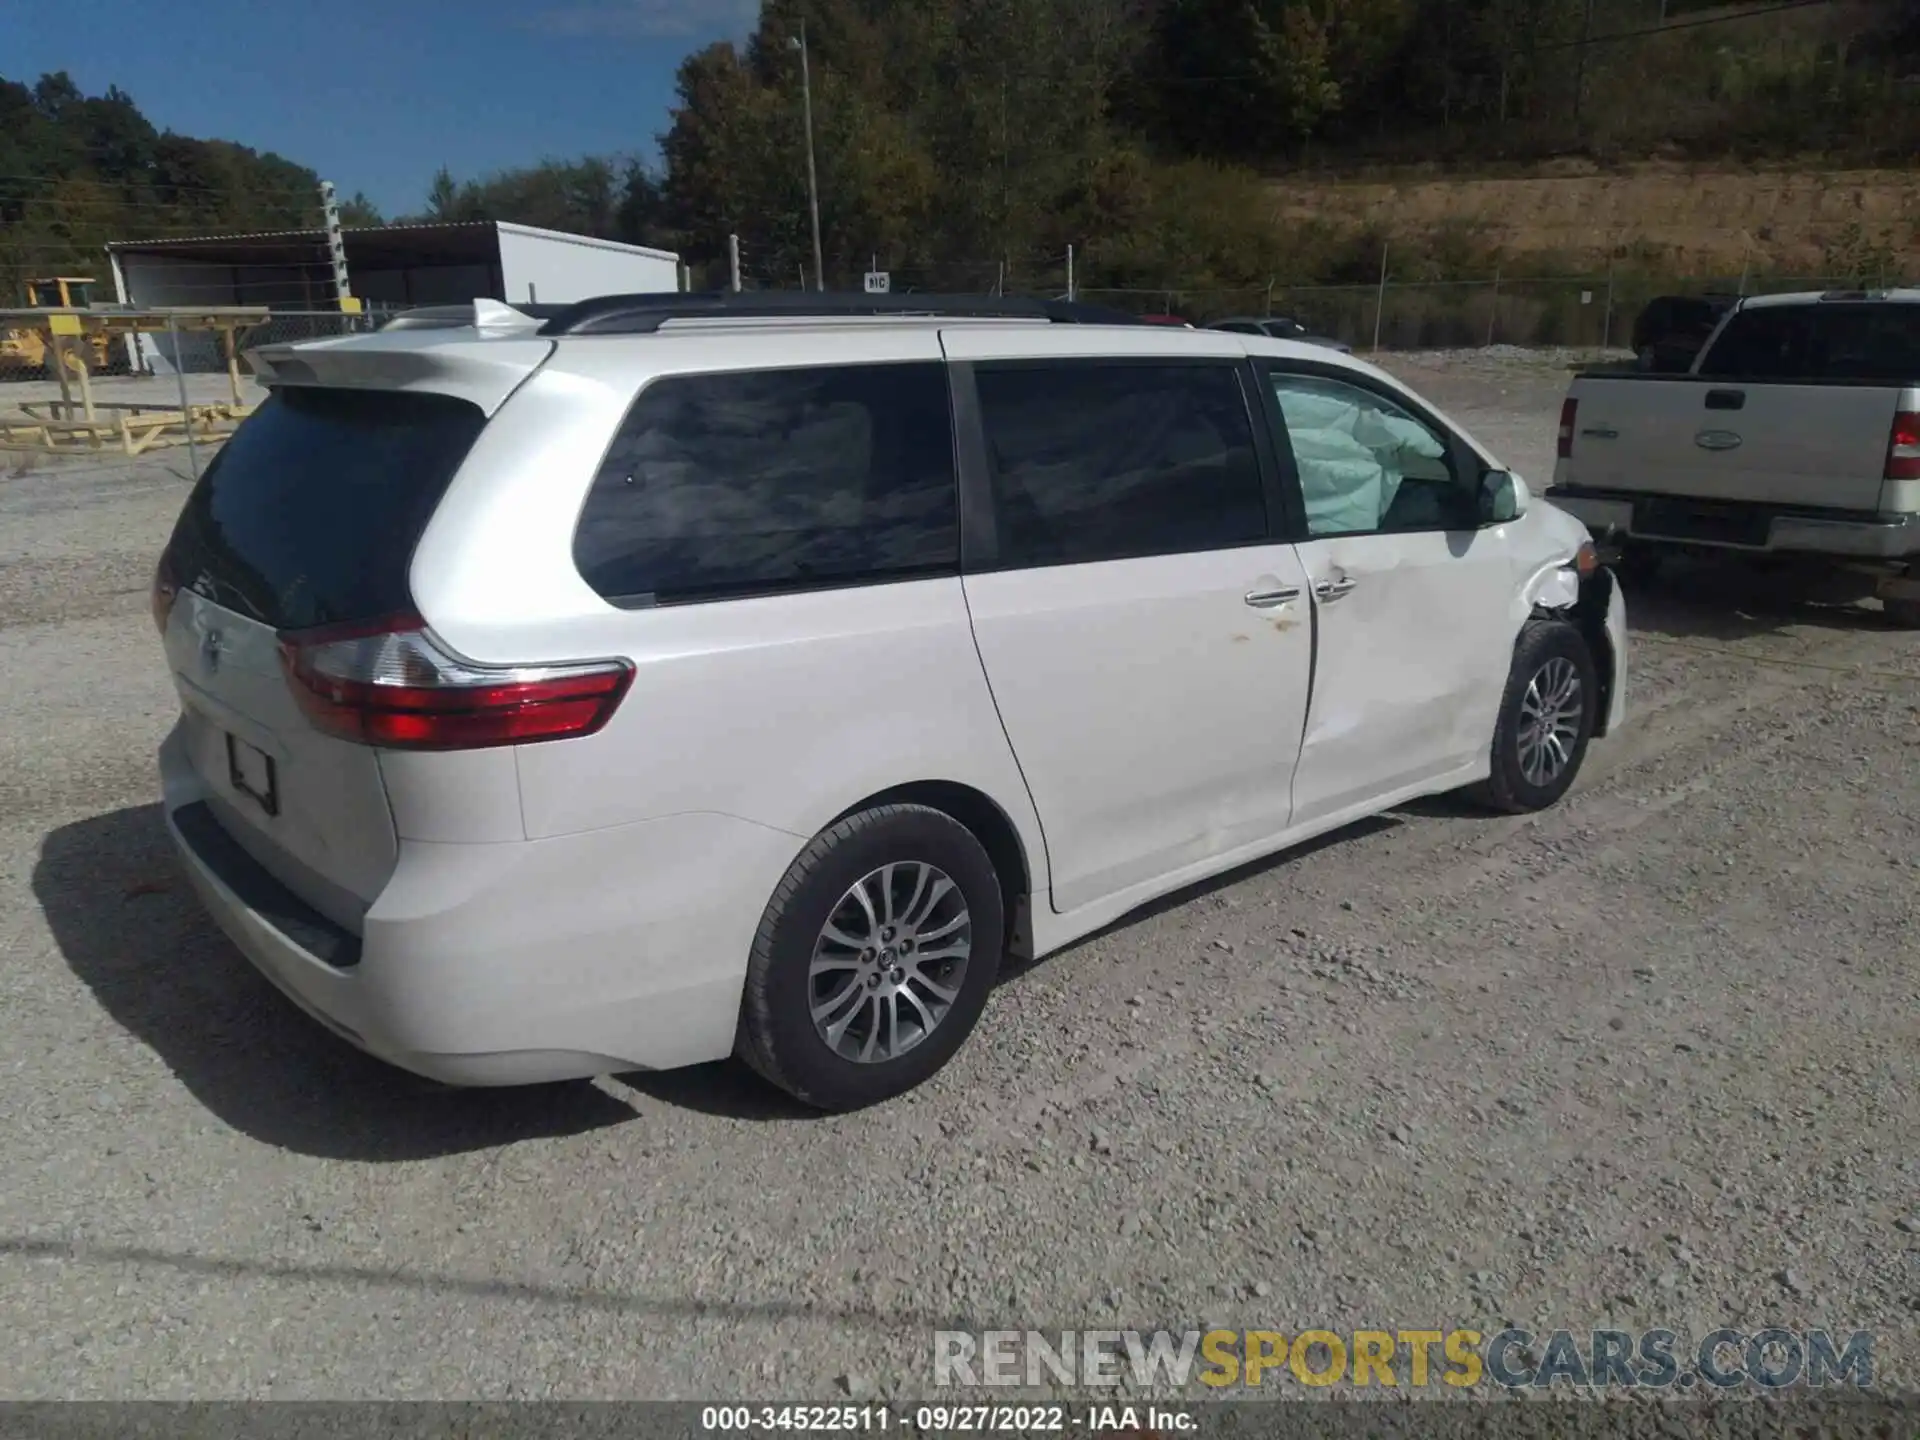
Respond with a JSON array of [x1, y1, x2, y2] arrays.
[[0, 71, 382, 301], [5, 0, 1916, 308], [431, 0, 1918, 294]]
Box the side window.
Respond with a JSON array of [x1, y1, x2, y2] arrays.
[[974, 362, 1268, 568], [572, 362, 958, 607], [1808, 305, 1920, 381], [1268, 372, 1468, 537], [1698, 308, 1811, 379]]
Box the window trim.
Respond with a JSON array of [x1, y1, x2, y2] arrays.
[[569, 358, 965, 612], [960, 355, 1283, 574], [1254, 358, 1488, 542]]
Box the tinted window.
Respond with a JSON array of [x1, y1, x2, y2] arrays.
[[1269, 373, 1469, 536], [975, 363, 1267, 567], [1808, 305, 1920, 381], [1699, 308, 1812, 378], [164, 387, 486, 631], [573, 363, 957, 607]]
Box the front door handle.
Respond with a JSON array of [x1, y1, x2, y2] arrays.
[[1313, 576, 1358, 603], [1244, 585, 1302, 609]]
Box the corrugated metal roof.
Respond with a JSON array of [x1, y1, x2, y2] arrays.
[[107, 220, 496, 250]]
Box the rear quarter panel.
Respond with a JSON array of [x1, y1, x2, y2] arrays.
[[406, 333, 1051, 886]]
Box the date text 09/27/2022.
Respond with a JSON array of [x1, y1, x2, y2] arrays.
[[701, 1405, 1192, 1433]]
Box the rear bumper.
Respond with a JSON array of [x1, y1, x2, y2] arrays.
[[1549, 486, 1920, 561], [160, 725, 802, 1086]]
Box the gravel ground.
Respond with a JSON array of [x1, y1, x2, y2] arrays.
[[1, 351, 1916, 1403]]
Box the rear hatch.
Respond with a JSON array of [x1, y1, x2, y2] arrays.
[[157, 386, 489, 932]]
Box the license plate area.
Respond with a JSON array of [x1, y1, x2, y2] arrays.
[[226, 733, 280, 818], [1634, 498, 1772, 548]]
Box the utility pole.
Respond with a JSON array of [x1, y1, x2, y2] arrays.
[[319, 181, 357, 313], [794, 20, 825, 293]]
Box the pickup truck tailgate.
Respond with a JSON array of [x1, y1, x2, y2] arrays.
[[1564, 377, 1904, 513]]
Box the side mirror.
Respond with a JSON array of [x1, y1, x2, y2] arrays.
[[1478, 469, 1528, 525]]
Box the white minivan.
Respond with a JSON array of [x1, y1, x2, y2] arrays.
[[153, 293, 1627, 1111]]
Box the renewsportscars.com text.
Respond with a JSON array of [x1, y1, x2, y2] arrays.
[[932, 1328, 1874, 1391]]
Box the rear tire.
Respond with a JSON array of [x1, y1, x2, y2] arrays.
[[1471, 617, 1600, 815], [736, 804, 1005, 1112]]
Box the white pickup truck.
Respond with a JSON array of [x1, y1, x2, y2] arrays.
[[1546, 288, 1920, 627]]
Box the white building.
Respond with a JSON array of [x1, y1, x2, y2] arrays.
[[107, 219, 684, 371]]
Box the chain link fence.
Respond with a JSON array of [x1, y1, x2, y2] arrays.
[[0, 307, 390, 477], [1076, 271, 1885, 353]]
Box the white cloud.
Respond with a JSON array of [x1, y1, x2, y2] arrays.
[[525, 0, 760, 40]]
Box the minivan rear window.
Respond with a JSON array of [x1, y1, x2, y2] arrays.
[[163, 387, 486, 633]]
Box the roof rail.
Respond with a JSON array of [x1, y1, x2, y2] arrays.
[[536, 290, 1147, 336]]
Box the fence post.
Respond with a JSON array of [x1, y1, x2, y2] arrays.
[[1371, 240, 1389, 355], [728, 235, 742, 293], [1066, 244, 1075, 302], [1486, 263, 1502, 348], [1603, 260, 1615, 350], [169, 314, 200, 481]]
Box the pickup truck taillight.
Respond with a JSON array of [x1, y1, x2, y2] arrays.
[[1885, 411, 1920, 481], [1557, 398, 1578, 460]]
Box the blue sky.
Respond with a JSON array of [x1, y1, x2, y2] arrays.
[[3, 0, 759, 216]]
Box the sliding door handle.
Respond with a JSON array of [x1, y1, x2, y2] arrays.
[[1244, 586, 1302, 609]]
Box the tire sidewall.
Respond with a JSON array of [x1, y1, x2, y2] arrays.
[[753, 809, 1004, 1110], [1491, 622, 1599, 811]]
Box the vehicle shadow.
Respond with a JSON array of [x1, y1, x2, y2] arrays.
[[34, 804, 639, 1161], [1622, 552, 1902, 643]]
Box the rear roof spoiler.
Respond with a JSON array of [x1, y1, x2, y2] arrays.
[[380, 299, 568, 333]]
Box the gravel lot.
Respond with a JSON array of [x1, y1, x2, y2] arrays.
[[1, 350, 1916, 1402]]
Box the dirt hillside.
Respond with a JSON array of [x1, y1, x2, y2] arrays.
[[1272, 161, 1920, 273]]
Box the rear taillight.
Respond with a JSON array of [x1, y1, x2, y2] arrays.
[[151, 553, 179, 635], [277, 615, 632, 751], [1557, 397, 1578, 460], [1886, 410, 1920, 481]]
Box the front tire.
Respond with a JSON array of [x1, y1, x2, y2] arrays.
[[1473, 617, 1599, 814], [736, 804, 1005, 1111]]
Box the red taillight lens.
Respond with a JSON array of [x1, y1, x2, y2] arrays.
[[278, 615, 632, 751], [1557, 397, 1578, 460], [151, 553, 179, 636], [1886, 410, 1920, 481]]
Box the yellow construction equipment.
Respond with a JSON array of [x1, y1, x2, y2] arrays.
[[0, 277, 119, 377]]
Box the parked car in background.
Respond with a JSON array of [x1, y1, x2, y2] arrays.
[[1630, 293, 1737, 373], [1549, 288, 1920, 627], [1139, 313, 1193, 327], [152, 290, 1626, 1113], [1209, 315, 1353, 354]]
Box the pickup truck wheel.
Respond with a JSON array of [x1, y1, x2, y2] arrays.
[[736, 804, 1005, 1112], [1883, 595, 1920, 630], [1616, 543, 1664, 582], [1472, 618, 1599, 815]]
